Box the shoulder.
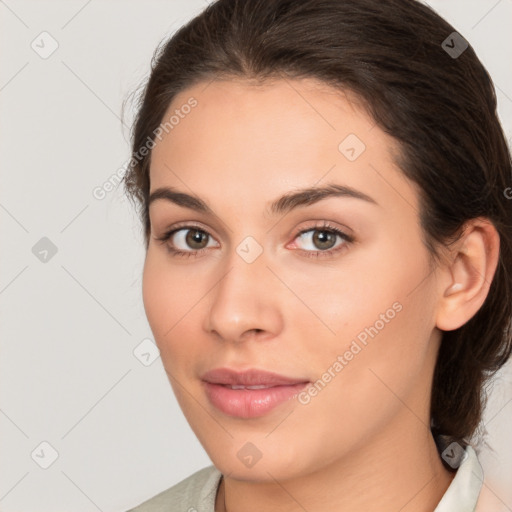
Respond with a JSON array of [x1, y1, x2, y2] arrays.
[[127, 465, 222, 512]]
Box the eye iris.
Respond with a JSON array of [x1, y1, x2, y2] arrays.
[[313, 230, 336, 250], [186, 229, 208, 249]]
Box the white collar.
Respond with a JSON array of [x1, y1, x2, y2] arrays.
[[434, 445, 484, 512]]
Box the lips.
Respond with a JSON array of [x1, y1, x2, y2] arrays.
[[201, 368, 310, 418], [201, 368, 308, 387]]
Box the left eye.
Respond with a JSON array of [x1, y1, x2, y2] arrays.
[[293, 227, 351, 252]]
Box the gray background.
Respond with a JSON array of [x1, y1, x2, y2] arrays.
[[1, 1, 511, 511]]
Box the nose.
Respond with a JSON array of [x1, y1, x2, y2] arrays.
[[203, 245, 284, 344]]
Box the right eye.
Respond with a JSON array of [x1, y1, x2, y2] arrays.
[[155, 226, 220, 257]]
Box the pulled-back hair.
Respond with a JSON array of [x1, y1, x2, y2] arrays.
[[122, 0, 512, 459]]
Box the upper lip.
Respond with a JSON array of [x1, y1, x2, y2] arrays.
[[201, 368, 309, 387]]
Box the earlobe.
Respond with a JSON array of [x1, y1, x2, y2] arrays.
[[435, 218, 500, 332]]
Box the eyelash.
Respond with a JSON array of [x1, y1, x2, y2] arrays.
[[154, 221, 354, 260]]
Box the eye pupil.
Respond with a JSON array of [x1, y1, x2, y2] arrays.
[[313, 230, 336, 250]]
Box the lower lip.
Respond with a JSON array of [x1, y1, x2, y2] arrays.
[[203, 381, 309, 418]]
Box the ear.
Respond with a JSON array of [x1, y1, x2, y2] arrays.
[[435, 217, 500, 331]]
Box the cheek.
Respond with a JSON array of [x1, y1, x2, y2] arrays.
[[142, 250, 200, 360], [276, 242, 410, 347], [142, 252, 214, 427], [297, 252, 436, 430], [320, 231, 432, 342], [290, 235, 436, 393], [142, 251, 169, 340]]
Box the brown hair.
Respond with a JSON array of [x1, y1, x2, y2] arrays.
[[122, 0, 512, 459]]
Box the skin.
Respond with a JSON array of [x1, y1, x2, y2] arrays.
[[143, 77, 500, 511]]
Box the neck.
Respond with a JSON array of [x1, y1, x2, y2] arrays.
[[216, 417, 455, 512]]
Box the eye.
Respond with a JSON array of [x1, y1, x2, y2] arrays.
[[154, 225, 219, 258], [291, 222, 354, 258], [154, 221, 354, 260]]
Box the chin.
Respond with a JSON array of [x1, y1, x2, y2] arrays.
[[200, 433, 321, 482]]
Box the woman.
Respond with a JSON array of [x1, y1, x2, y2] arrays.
[[123, 0, 512, 510]]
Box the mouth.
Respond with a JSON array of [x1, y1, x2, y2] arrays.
[[201, 368, 310, 419]]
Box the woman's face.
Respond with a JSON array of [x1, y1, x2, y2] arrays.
[[143, 78, 444, 480]]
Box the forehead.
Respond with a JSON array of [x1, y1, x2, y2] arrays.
[[148, 77, 418, 216], [162, 77, 373, 143]]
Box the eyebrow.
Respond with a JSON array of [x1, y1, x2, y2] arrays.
[[148, 182, 378, 216]]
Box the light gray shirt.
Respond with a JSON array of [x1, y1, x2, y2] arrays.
[[128, 445, 484, 512]]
